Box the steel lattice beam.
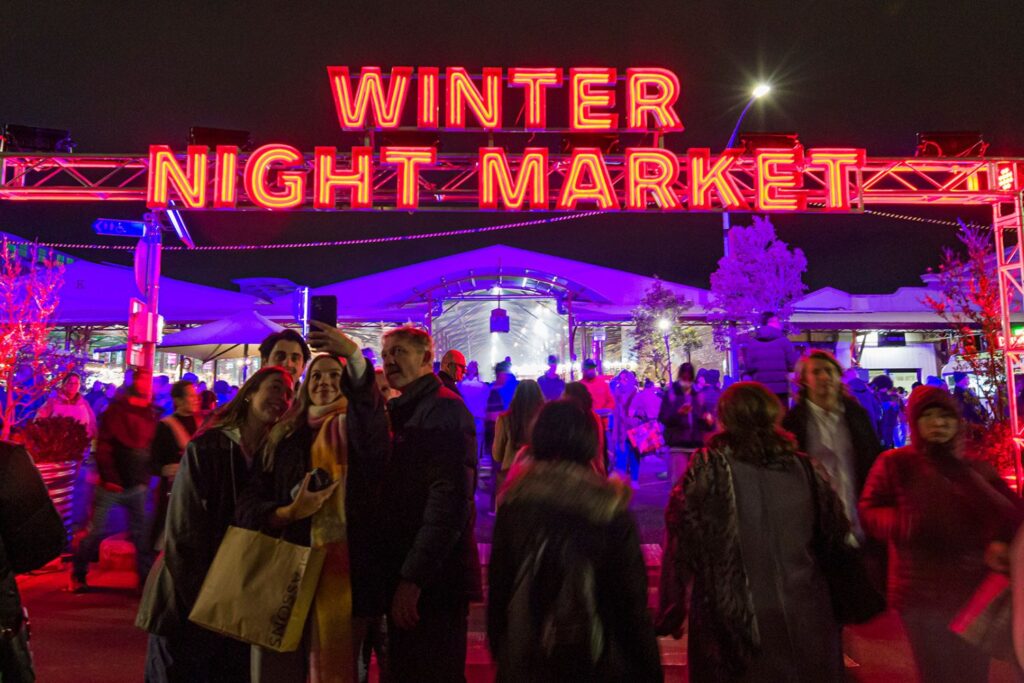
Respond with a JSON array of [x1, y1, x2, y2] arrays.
[[2, 151, 1022, 209]]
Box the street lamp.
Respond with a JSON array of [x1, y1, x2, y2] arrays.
[[658, 317, 672, 383], [723, 82, 770, 256], [722, 83, 770, 378]]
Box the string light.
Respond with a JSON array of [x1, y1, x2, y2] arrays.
[[7, 210, 607, 251]]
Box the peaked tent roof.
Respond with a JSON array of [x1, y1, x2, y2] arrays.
[[311, 244, 710, 323], [54, 258, 275, 325]]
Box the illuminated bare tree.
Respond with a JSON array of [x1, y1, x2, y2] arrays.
[[923, 221, 1013, 470], [708, 216, 808, 349], [0, 239, 69, 440]]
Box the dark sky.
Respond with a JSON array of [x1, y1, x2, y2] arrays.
[[1, 1, 1020, 293]]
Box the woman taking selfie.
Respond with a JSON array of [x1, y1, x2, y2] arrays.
[[139, 365, 296, 683], [237, 323, 389, 682]]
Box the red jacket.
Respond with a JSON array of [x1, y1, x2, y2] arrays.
[[94, 395, 158, 490]]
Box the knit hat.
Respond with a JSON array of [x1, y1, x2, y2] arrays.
[[907, 385, 961, 448]]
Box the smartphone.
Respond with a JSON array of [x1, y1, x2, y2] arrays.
[[309, 295, 337, 329], [290, 468, 334, 499]]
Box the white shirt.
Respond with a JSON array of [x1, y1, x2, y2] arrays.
[[805, 400, 862, 539]]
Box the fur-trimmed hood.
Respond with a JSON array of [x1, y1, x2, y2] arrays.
[[502, 460, 631, 524]]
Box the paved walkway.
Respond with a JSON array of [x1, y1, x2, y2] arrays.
[[15, 453, 1021, 681]]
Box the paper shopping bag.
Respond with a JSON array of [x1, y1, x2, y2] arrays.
[[189, 526, 326, 652]]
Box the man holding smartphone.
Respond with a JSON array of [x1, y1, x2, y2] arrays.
[[377, 326, 480, 682]]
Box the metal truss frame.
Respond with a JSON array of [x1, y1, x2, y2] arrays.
[[3, 149, 1024, 481], [2, 151, 1021, 209]]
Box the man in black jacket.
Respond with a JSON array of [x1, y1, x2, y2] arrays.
[[0, 441, 66, 683], [380, 326, 481, 682]]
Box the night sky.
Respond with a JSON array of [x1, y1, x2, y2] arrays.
[[1, 1, 1020, 294]]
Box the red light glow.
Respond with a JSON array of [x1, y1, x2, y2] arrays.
[[213, 146, 239, 209], [446, 67, 502, 129], [381, 146, 436, 209], [314, 146, 373, 209], [478, 147, 549, 210], [508, 68, 563, 129], [328, 66, 412, 130], [244, 144, 306, 210], [569, 68, 618, 131], [688, 148, 746, 210], [556, 148, 619, 209], [147, 145, 209, 209], [755, 148, 806, 211], [626, 68, 683, 132], [625, 148, 681, 210]]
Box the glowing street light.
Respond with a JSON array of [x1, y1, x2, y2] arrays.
[[722, 82, 772, 378]]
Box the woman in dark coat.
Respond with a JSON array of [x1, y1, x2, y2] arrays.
[[859, 385, 1024, 683], [137, 366, 296, 683], [657, 381, 852, 682], [487, 400, 662, 682], [236, 325, 389, 682]]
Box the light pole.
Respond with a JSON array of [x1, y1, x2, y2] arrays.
[[723, 83, 771, 378], [658, 318, 672, 384]]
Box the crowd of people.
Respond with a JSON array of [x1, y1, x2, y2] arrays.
[[3, 314, 1023, 683]]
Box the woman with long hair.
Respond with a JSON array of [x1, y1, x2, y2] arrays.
[[491, 379, 544, 503], [487, 400, 662, 681], [236, 324, 389, 682], [860, 386, 1024, 683], [138, 365, 296, 683], [657, 382, 853, 682]]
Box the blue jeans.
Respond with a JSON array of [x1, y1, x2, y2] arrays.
[[72, 485, 151, 583]]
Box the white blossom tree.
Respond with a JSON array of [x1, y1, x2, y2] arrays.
[[708, 216, 808, 350]]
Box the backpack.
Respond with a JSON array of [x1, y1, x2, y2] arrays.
[[505, 532, 605, 679]]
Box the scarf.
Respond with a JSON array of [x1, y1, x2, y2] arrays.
[[306, 396, 355, 683]]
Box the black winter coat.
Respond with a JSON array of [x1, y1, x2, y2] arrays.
[[235, 362, 390, 617], [380, 373, 482, 612], [658, 382, 701, 448], [136, 428, 251, 636], [738, 326, 797, 394], [488, 461, 662, 682], [0, 442, 64, 633], [782, 396, 882, 496]]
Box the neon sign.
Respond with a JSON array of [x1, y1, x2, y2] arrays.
[[3, 66, 1020, 211]]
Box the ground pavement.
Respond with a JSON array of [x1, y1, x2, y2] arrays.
[[16, 454, 1020, 682]]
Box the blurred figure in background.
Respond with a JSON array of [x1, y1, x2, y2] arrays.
[[536, 354, 566, 402], [0, 441, 66, 683], [71, 369, 157, 594], [149, 380, 200, 551], [491, 380, 545, 509]]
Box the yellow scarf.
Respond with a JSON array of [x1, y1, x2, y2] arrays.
[[307, 397, 355, 683]]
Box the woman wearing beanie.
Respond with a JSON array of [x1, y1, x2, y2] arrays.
[[859, 385, 1024, 683]]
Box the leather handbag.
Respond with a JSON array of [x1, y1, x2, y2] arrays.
[[798, 456, 886, 625]]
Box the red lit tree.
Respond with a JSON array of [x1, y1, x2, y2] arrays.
[[0, 239, 69, 440], [923, 221, 1013, 470]]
